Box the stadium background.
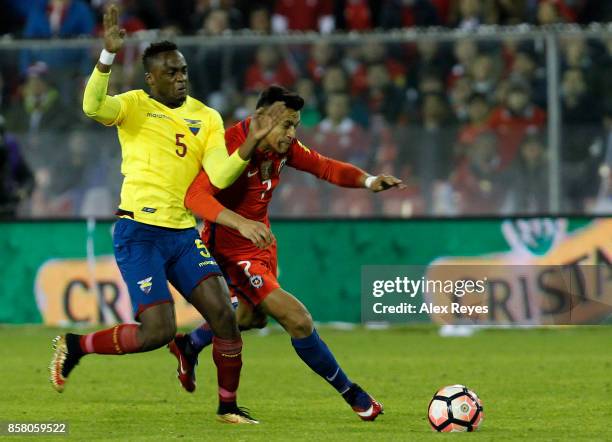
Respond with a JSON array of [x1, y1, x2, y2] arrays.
[[0, 1, 611, 440]]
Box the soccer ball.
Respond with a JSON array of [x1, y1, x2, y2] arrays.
[[428, 384, 484, 432]]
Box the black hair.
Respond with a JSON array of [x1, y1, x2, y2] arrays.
[[142, 40, 179, 71], [256, 85, 304, 111]]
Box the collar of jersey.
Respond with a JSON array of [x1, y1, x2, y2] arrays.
[[147, 93, 188, 111]]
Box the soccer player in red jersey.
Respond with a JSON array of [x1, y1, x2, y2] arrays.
[[169, 86, 404, 421]]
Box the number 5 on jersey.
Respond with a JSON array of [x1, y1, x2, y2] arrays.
[[175, 133, 187, 157], [195, 239, 210, 257]]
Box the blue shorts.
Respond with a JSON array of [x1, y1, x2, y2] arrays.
[[113, 218, 222, 319]]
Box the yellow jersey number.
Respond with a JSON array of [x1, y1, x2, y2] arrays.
[[195, 239, 211, 257]]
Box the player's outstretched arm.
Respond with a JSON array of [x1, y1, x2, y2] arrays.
[[185, 171, 274, 249], [289, 142, 406, 192], [82, 3, 126, 125]]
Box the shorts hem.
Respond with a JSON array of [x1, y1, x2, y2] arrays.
[[184, 272, 224, 298], [135, 299, 174, 321], [230, 283, 280, 308]]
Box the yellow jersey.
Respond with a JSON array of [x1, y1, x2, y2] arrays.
[[82, 67, 248, 228]]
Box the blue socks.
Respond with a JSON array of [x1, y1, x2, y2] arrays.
[[188, 322, 354, 396], [188, 324, 214, 352], [291, 329, 352, 394]]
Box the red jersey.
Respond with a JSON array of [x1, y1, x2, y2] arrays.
[[488, 106, 546, 168], [274, 0, 333, 31], [185, 118, 366, 261]]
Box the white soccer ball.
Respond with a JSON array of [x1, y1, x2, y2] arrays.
[[428, 384, 484, 432]]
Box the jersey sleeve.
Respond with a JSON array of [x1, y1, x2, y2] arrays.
[[288, 140, 366, 188], [202, 110, 249, 189], [205, 108, 226, 152], [225, 121, 247, 154], [111, 90, 140, 126], [82, 66, 132, 126], [184, 170, 225, 222]]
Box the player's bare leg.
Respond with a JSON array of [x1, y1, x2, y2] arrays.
[[236, 302, 268, 331], [49, 303, 176, 392], [169, 300, 264, 393], [186, 276, 258, 424], [175, 288, 382, 420], [261, 288, 384, 421]]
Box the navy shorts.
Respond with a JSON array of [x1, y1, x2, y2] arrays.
[[113, 218, 222, 318]]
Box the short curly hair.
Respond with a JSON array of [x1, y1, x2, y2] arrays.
[[142, 40, 178, 71]]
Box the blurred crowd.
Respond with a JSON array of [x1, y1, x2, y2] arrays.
[[1, 0, 612, 218], [2, 0, 612, 38]]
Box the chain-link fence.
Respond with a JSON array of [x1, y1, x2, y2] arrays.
[[1, 25, 611, 218]]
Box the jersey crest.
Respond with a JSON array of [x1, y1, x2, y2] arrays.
[[260, 160, 274, 180], [184, 118, 202, 136]]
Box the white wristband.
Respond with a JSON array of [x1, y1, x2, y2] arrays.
[[99, 49, 116, 66], [364, 176, 376, 189]]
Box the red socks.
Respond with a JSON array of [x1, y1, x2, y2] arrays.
[[212, 336, 243, 403], [77, 327, 242, 404], [79, 324, 142, 355]]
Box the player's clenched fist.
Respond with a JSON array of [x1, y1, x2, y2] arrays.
[[103, 3, 126, 53]]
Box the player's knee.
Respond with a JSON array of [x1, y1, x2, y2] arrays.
[[218, 305, 237, 327], [210, 306, 239, 339], [141, 322, 176, 349], [286, 311, 313, 337]]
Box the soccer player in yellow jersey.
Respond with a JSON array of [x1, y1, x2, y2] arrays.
[[48, 4, 282, 424]]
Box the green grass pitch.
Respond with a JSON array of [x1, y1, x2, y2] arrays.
[[1, 325, 610, 441]]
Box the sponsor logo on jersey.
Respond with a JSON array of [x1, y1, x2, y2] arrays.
[[250, 274, 263, 288], [247, 169, 258, 177], [184, 118, 202, 136], [138, 277, 153, 294], [198, 260, 217, 267], [141, 207, 157, 213], [146, 112, 171, 120]]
